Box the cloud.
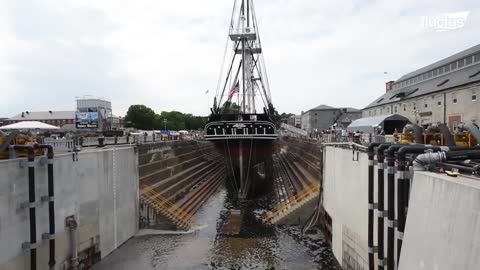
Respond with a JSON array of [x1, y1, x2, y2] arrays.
[[0, 0, 478, 117]]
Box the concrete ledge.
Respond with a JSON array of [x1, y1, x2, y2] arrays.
[[399, 171, 480, 270]]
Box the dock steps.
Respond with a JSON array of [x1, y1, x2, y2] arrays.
[[263, 182, 320, 224], [140, 184, 193, 230]]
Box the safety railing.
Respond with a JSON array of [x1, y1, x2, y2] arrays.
[[140, 184, 192, 229], [43, 138, 75, 152], [263, 182, 320, 223]]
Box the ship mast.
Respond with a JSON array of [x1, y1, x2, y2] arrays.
[[215, 0, 272, 115]]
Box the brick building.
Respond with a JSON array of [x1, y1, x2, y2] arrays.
[[3, 111, 76, 128]]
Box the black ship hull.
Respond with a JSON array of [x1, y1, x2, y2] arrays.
[[205, 114, 278, 199]]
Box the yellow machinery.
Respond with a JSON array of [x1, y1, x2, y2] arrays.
[[453, 133, 477, 147], [0, 133, 42, 159], [393, 131, 477, 147]]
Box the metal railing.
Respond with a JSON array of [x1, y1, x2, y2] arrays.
[[42, 138, 75, 152]]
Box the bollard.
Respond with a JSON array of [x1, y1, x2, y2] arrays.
[[98, 137, 105, 147]]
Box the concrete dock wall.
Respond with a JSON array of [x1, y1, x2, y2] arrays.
[[399, 172, 480, 270], [323, 145, 370, 270], [323, 144, 480, 270], [0, 146, 139, 270]]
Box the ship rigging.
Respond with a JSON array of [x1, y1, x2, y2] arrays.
[[205, 0, 278, 201]]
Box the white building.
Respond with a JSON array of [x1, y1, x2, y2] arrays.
[[363, 44, 480, 129]]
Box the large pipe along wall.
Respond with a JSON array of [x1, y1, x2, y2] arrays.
[[367, 142, 480, 270]]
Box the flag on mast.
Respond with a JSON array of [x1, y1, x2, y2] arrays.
[[227, 81, 240, 99]]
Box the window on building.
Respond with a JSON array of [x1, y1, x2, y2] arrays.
[[413, 102, 416, 110], [453, 95, 458, 104], [438, 100, 442, 106], [458, 59, 465, 68], [403, 104, 406, 111], [444, 65, 450, 72], [438, 68, 444, 75], [427, 71, 432, 78], [473, 91, 477, 101], [424, 99, 428, 108], [387, 107, 390, 113], [466, 56, 473, 65], [433, 69, 438, 76], [394, 106, 398, 113], [451, 62, 457, 70], [475, 53, 480, 63]]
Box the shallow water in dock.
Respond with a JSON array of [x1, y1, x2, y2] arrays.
[[93, 187, 340, 270]]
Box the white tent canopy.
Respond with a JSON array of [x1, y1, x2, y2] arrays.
[[347, 114, 410, 134], [0, 121, 60, 130]]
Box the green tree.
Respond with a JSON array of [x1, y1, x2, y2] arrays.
[[125, 104, 209, 131], [124, 105, 156, 129]]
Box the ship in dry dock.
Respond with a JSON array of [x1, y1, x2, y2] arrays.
[[204, 0, 278, 200]]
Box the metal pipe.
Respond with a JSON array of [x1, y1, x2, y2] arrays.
[[66, 216, 79, 270], [0, 130, 18, 152], [426, 123, 455, 147], [436, 162, 480, 174], [376, 143, 391, 269], [457, 122, 480, 145], [14, 145, 37, 270], [385, 145, 405, 270], [446, 149, 480, 160], [395, 145, 443, 265], [412, 147, 480, 171], [38, 145, 56, 269], [403, 124, 424, 143], [367, 142, 382, 270]]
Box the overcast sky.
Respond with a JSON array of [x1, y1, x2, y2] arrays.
[[0, 0, 478, 117]]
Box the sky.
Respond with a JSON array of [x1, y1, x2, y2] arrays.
[[0, 0, 479, 117]]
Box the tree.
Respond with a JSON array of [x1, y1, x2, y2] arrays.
[[124, 105, 156, 129]]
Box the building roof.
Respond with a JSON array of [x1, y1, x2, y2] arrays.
[[310, 104, 335, 110], [397, 44, 480, 82], [8, 111, 75, 121], [365, 63, 480, 109], [305, 104, 360, 113]]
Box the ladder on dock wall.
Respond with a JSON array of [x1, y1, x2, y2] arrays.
[[263, 182, 320, 224], [140, 184, 193, 230]]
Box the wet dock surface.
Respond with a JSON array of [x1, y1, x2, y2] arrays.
[[93, 187, 340, 270]]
